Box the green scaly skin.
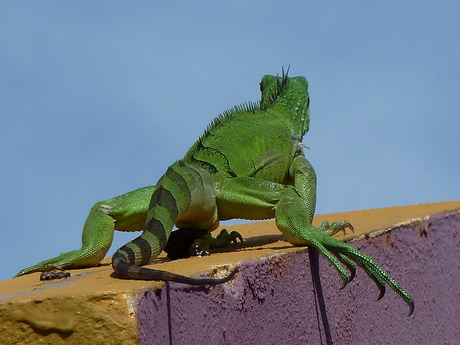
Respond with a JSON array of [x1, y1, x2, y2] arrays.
[[16, 69, 413, 314]]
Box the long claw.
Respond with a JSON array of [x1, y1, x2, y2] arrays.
[[347, 223, 355, 233], [230, 231, 244, 245], [376, 284, 386, 301], [407, 300, 415, 317], [348, 266, 356, 282], [340, 221, 354, 235], [336, 254, 356, 282], [339, 277, 349, 290]]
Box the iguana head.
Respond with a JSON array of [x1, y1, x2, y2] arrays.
[[260, 69, 310, 138]]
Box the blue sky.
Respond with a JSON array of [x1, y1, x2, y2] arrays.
[[1, 2, 459, 280]]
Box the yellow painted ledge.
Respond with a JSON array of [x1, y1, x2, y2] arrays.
[[1, 201, 460, 344]]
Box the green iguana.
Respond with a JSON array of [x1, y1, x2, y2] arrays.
[[16, 68, 414, 315]]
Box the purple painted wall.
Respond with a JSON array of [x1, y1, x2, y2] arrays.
[[136, 211, 460, 345]]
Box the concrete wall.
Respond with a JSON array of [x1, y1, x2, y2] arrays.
[[137, 211, 460, 345], [2, 202, 459, 344]]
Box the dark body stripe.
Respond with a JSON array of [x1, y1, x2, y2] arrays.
[[118, 244, 136, 264], [189, 138, 237, 177], [130, 237, 152, 265]]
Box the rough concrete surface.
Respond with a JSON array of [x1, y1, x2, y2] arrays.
[[1, 201, 459, 344]]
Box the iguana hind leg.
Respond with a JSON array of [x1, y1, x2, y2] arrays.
[[111, 164, 239, 285], [15, 186, 154, 277]]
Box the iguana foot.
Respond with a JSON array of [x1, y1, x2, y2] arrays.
[[277, 215, 414, 316], [40, 268, 71, 281], [188, 228, 243, 258], [312, 231, 414, 315], [208, 229, 243, 248], [317, 220, 354, 236], [15, 249, 104, 277], [164, 228, 243, 260], [164, 228, 209, 260], [185, 229, 243, 257]]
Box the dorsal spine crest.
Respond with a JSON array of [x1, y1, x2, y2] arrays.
[[202, 67, 291, 139]]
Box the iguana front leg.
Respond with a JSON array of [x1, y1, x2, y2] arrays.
[[216, 155, 414, 315], [15, 186, 154, 277], [283, 155, 413, 315]]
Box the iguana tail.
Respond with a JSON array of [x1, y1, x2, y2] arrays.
[[112, 162, 237, 285]]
